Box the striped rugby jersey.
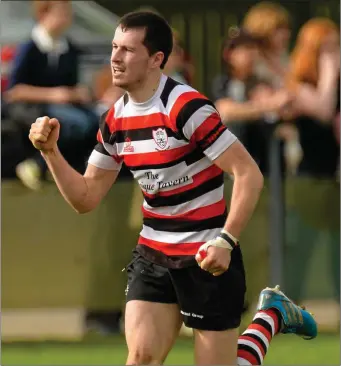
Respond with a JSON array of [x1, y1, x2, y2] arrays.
[[88, 74, 237, 266]]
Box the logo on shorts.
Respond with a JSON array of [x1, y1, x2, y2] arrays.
[[180, 310, 204, 319], [123, 137, 134, 152], [125, 284, 129, 296], [152, 128, 168, 150]]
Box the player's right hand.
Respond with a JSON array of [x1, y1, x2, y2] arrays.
[[29, 116, 60, 152]]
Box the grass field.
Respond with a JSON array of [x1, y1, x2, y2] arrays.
[[2, 334, 340, 365]]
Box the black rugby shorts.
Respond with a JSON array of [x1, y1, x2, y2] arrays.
[[125, 246, 246, 331]]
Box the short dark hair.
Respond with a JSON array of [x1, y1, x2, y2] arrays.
[[119, 11, 173, 69], [223, 27, 262, 53]]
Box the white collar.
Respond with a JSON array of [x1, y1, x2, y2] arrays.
[[31, 25, 69, 54]]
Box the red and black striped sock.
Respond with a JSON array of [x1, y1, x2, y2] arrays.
[[237, 309, 281, 365]]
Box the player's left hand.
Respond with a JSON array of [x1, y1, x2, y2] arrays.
[[196, 243, 232, 276]]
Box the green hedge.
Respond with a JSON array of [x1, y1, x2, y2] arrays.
[[2, 177, 339, 310]]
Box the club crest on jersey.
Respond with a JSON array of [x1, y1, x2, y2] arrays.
[[152, 128, 168, 150], [123, 137, 134, 152]]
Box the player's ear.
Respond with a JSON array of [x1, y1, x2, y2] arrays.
[[151, 51, 164, 69]]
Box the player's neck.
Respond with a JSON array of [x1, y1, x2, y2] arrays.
[[128, 70, 162, 104]]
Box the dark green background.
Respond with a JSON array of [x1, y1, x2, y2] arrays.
[[96, 0, 340, 94]]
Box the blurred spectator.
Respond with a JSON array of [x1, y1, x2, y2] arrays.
[[93, 65, 124, 114], [4, 0, 98, 189], [243, 1, 291, 88], [242, 2, 301, 174], [181, 51, 195, 86], [286, 17, 340, 177], [212, 27, 292, 174], [284, 18, 340, 304], [163, 29, 188, 84], [1, 45, 16, 93]]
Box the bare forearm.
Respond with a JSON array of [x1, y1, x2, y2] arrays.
[[223, 170, 263, 238], [216, 99, 271, 123], [297, 74, 339, 122], [317, 74, 338, 121], [6, 85, 57, 103], [41, 148, 92, 213]]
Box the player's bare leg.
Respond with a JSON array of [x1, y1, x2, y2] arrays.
[[194, 327, 239, 365], [125, 300, 183, 365]]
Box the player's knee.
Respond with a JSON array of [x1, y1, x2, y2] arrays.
[[127, 346, 160, 365]]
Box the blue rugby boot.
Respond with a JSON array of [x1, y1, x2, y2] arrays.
[[257, 285, 318, 340]]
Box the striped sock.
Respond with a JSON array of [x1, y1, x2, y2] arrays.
[[237, 309, 281, 365]]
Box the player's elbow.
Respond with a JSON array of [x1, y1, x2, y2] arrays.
[[72, 199, 98, 215], [232, 160, 264, 196], [253, 165, 264, 192], [243, 160, 264, 193], [74, 206, 92, 214]]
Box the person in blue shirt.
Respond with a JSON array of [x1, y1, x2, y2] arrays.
[[5, 0, 98, 189]]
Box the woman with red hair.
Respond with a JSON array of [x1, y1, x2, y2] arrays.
[[287, 17, 339, 176], [284, 18, 340, 305]]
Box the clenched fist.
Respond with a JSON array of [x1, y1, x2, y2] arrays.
[[29, 116, 60, 152], [196, 245, 231, 277], [195, 230, 238, 276]]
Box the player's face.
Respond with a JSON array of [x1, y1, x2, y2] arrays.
[[111, 26, 159, 91]]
